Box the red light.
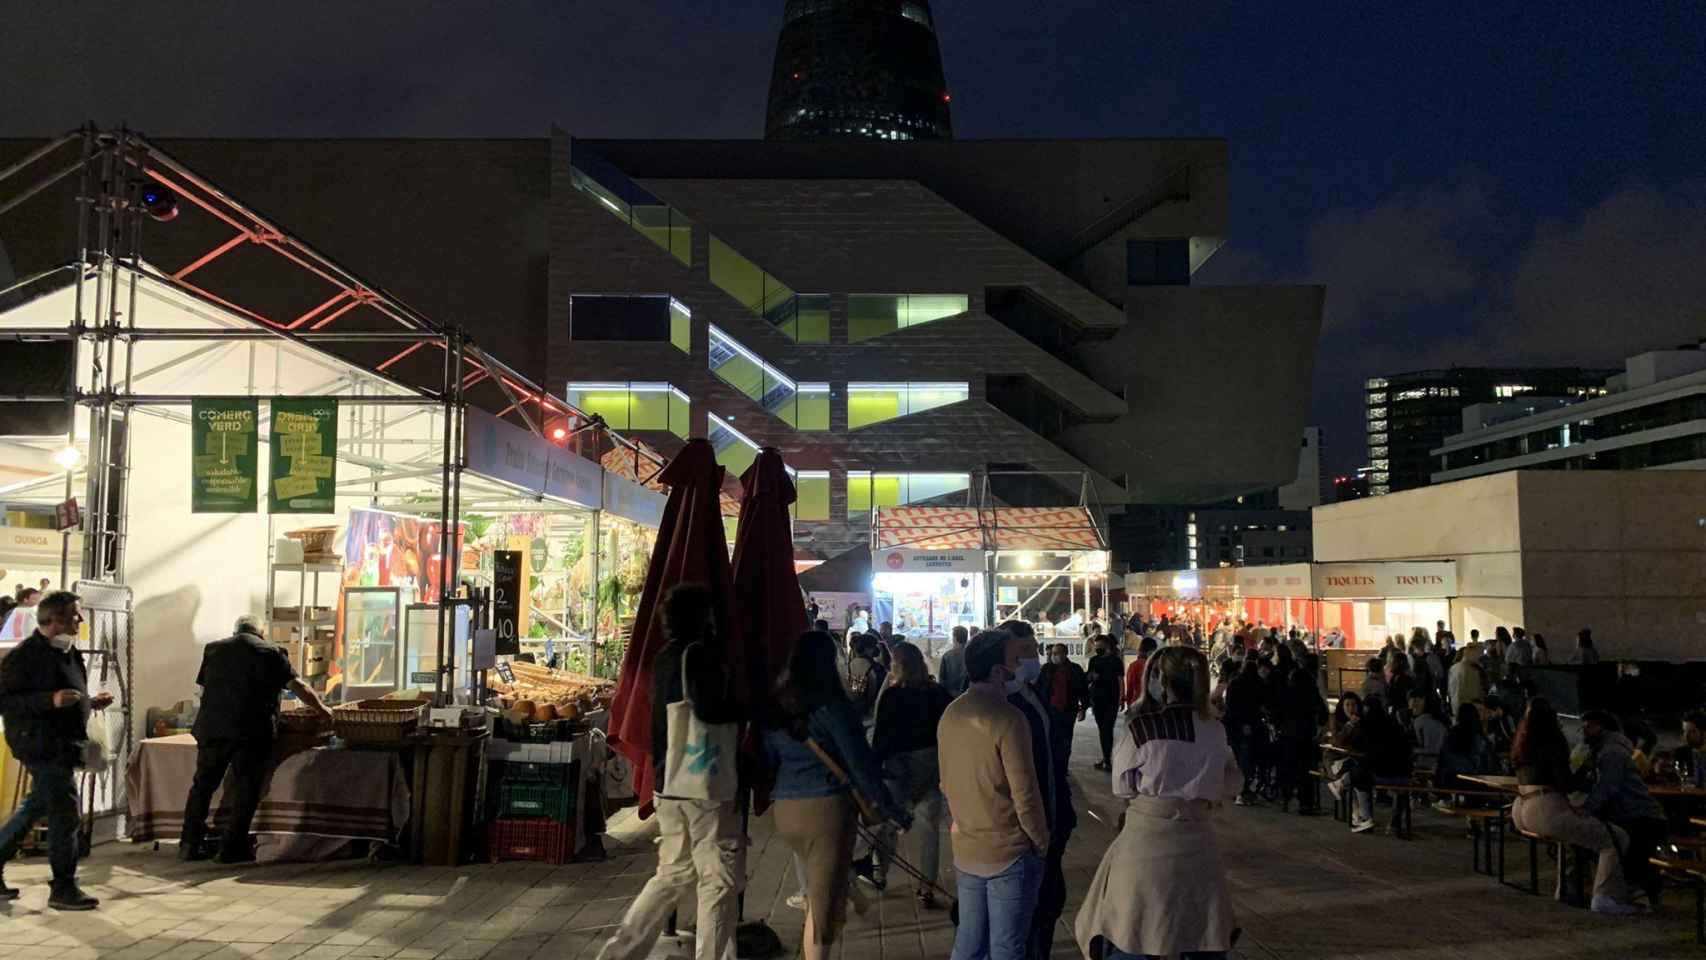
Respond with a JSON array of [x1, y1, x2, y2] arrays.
[[551, 427, 567, 441], [942, 92, 951, 102], [792, 72, 801, 80]]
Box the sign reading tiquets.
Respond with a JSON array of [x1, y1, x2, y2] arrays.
[[191, 397, 259, 513], [269, 397, 338, 513]]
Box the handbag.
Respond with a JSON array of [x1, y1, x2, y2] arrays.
[[660, 647, 738, 802]]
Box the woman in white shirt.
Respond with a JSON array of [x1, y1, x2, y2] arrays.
[[1074, 647, 1242, 960], [0, 588, 40, 643]]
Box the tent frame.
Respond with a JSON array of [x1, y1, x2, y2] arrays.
[[0, 126, 667, 705]]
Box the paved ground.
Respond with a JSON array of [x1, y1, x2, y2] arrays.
[[2, 719, 1701, 960]]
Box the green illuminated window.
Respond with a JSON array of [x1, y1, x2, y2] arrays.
[[847, 471, 969, 515], [566, 382, 692, 439], [792, 472, 830, 521], [570, 163, 692, 267], [848, 294, 968, 342], [709, 418, 759, 479], [710, 236, 796, 319], [847, 382, 969, 429]]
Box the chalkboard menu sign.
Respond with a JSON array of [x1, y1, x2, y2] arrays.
[[493, 550, 521, 656]]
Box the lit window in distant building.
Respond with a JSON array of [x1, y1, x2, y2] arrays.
[[848, 294, 969, 341], [847, 471, 970, 514], [1366, 378, 1388, 389], [566, 382, 691, 438], [793, 471, 830, 521], [708, 417, 760, 478], [1494, 384, 1536, 398], [847, 382, 969, 428]]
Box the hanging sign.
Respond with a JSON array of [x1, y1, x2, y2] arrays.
[[191, 398, 259, 513], [493, 550, 521, 656], [269, 397, 339, 513], [878, 548, 987, 573]]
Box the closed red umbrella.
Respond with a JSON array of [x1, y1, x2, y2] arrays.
[[730, 447, 808, 710], [605, 438, 745, 817]]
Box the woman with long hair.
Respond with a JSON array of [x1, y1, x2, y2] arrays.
[[1076, 647, 1241, 960], [1433, 701, 1495, 800], [860, 641, 953, 907], [1510, 698, 1637, 914], [765, 631, 910, 958]]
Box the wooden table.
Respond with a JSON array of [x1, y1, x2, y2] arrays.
[[1460, 774, 1518, 793]]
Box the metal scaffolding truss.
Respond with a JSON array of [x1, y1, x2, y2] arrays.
[[0, 126, 668, 702]]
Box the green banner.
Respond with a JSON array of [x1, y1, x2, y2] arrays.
[[191, 398, 259, 513], [269, 397, 338, 514]]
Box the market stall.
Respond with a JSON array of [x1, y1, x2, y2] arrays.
[[797, 544, 873, 632], [871, 505, 1109, 652], [0, 130, 657, 862]]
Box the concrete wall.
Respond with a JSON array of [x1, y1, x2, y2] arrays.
[[1513, 471, 1706, 661], [1312, 471, 1706, 660]]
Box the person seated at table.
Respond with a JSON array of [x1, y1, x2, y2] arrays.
[[1482, 693, 1517, 761], [1432, 702, 1496, 812], [1344, 695, 1413, 836], [181, 615, 333, 863], [1580, 710, 1667, 908], [1510, 699, 1639, 915], [1408, 692, 1447, 772], [1671, 711, 1706, 789], [1358, 657, 1387, 702]]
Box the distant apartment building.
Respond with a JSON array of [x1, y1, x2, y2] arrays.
[[1433, 344, 1706, 482], [1365, 366, 1615, 495]]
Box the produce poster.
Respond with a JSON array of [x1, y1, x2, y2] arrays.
[[191, 397, 258, 513], [269, 397, 338, 513]]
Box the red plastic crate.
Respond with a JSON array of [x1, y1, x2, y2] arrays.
[[486, 817, 572, 865]]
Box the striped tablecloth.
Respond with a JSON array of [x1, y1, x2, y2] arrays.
[[126, 734, 410, 860]]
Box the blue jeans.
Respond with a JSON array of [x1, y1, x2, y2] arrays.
[[951, 849, 1043, 960], [0, 763, 80, 883]]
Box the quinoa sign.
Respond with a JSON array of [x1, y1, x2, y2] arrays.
[[191, 398, 259, 513], [268, 397, 338, 514]]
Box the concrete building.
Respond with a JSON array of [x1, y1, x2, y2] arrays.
[[555, 136, 1323, 559], [1311, 470, 1706, 661], [1365, 366, 1615, 495], [1433, 343, 1706, 483], [1278, 426, 1325, 510]]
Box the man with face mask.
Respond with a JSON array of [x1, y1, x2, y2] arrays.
[[998, 620, 1076, 960], [939, 630, 1049, 960], [1580, 710, 1667, 907]]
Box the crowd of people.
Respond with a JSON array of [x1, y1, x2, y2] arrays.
[[593, 590, 1241, 960]]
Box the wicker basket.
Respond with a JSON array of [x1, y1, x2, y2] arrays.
[[331, 699, 425, 744]]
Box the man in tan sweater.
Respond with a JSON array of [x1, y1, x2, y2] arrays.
[[939, 630, 1049, 960]]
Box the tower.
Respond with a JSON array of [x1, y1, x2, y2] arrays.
[[764, 0, 953, 142]]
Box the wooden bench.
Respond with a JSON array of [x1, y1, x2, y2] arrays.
[[1512, 825, 1593, 905], [1649, 857, 1705, 945]]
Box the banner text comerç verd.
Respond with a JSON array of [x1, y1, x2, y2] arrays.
[[191, 398, 259, 513]]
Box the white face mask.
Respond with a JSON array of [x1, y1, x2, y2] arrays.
[[47, 633, 74, 651]]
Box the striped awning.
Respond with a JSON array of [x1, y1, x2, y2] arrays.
[[873, 506, 1104, 552]]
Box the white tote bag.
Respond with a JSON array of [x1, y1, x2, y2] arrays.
[[661, 648, 738, 802]]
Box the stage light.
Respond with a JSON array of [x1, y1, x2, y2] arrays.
[[140, 183, 179, 222], [53, 446, 81, 469], [551, 427, 567, 441]]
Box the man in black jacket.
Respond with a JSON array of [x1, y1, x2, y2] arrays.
[[181, 615, 333, 863], [0, 590, 111, 910], [998, 620, 1076, 960]]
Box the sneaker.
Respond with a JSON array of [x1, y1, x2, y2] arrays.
[[1350, 818, 1376, 834], [1590, 895, 1641, 916], [177, 840, 210, 862], [785, 893, 806, 911], [1326, 777, 1345, 801], [1432, 800, 1455, 815], [0, 873, 17, 901], [916, 890, 939, 910], [47, 883, 98, 911], [851, 858, 887, 892], [1234, 794, 1252, 807]]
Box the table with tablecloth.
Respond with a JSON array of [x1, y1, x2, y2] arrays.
[[126, 734, 410, 862]]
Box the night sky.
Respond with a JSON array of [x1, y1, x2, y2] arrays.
[[4, 1, 1703, 475]]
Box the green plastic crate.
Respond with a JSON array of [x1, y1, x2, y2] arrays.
[[495, 780, 575, 823]]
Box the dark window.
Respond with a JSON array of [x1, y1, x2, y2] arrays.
[[570, 295, 674, 342], [1126, 239, 1191, 286]]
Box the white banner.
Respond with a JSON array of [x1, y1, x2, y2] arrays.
[[463, 407, 602, 508], [877, 548, 988, 573], [602, 472, 666, 528], [1237, 563, 1313, 599]]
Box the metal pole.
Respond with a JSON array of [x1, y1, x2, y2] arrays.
[[59, 129, 94, 588], [435, 332, 455, 705], [448, 335, 465, 698]]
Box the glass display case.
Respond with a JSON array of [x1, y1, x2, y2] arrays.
[[339, 586, 401, 701]]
